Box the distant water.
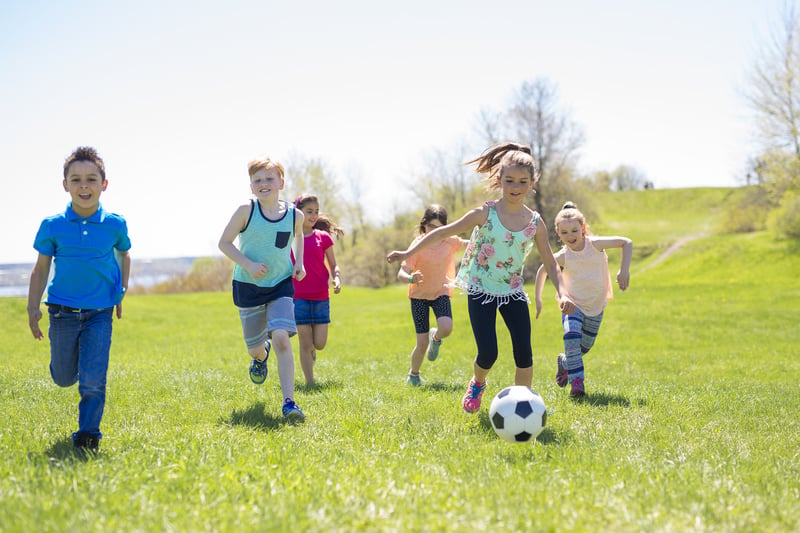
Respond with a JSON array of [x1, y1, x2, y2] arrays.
[[0, 275, 173, 297], [0, 286, 28, 297], [0, 257, 198, 298]]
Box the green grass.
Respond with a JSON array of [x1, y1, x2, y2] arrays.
[[2, 188, 800, 531]]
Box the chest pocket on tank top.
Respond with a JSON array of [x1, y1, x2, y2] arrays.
[[275, 232, 291, 248]]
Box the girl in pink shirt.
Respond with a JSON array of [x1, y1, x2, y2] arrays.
[[534, 202, 633, 398], [293, 194, 344, 386], [397, 205, 467, 386]]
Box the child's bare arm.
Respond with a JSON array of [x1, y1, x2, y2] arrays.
[[27, 254, 51, 339], [218, 205, 267, 279], [292, 210, 306, 281], [325, 246, 341, 293], [534, 219, 574, 314], [593, 236, 633, 290], [116, 250, 131, 318], [387, 205, 486, 263]]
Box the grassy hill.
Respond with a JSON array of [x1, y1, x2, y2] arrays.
[[1, 187, 798, 532]]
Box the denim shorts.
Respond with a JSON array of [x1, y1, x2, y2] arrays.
[[294, 298, 331, 325]]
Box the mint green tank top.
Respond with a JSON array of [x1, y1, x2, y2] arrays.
[[453, 202, 540, 306], [232, 200, 295, 288]]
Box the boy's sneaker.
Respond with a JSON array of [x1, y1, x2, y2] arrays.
[[462, 378, 486, 413], [426, 328, 442, 361], [406, 373, 423, 387], [72, 432, 99, 453], [282, 398, 305, 423], [556, 353, 568, 388], [570, 377, 586, 398], [249, 340, 270, 384]]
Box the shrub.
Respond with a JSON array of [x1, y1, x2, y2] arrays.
[[146, 257, 233, 294], [717, 186, 770, 233], [767, 191, 800, 238]]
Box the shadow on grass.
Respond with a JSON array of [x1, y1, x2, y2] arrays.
[[478, 410, 572, 448], [296, 379, 341, 395], [575, 391, 647, 408], [422, 381, 464, 393], [225, 402, 286, 431], [40, 436, 96, 465]]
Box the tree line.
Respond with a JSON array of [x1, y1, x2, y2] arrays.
[[282, 78, 651, 288], [728, 2, 800, 237], [144, 4, 800, 295]]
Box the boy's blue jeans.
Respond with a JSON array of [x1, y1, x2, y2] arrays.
[[47, 307, 113, 440]]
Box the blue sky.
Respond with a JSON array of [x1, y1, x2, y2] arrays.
[[0, 0, 781, 262]]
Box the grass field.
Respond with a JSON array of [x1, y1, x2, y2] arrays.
[[1, 188, 799, 532]]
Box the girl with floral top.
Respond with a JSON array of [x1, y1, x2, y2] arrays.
[[387, 142, 572, 413]]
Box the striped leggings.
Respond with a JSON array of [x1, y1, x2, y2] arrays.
[[562, 308, 603, 381]]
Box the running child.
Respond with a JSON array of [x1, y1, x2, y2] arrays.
[[27, 146, 131, 452], [292, 193, 344, 386], [388, 142, 571, 413], [219, 157, 306, 422], [396, 204, 467, 386], [534, 201, 632, 397]]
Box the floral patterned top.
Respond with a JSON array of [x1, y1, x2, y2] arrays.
[[453, 201, 540, 306]]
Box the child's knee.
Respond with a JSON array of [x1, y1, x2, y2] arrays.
[[248, 345, 266, 359], [51, 373, 77, 388], [436, 321, 453, 337], [271, 331, 291, 352]]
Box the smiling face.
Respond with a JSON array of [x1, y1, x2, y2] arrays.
[[249, 167, 283, 201], [556, 218, 586, 251], [499, 165, 533, 203], [300, 200, 319, 232], [63, 160, 107, 217]]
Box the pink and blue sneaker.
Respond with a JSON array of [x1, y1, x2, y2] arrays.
[[462, 378, 486, 413]]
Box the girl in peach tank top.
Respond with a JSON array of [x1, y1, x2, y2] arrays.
[[397, 205, 468, 386], [535, 202, 633, 398]]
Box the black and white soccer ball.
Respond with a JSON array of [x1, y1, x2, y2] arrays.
[[489, 386, 547, 443]]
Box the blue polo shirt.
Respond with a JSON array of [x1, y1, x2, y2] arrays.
[[33, 203, 131, 309]]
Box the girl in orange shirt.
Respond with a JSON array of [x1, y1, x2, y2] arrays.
[[397, 205, 467, 386]]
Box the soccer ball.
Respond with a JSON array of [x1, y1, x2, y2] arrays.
[[489, 386, 547, 443]]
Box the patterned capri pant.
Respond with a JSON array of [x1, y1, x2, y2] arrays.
[[562, 307, 604, 381]]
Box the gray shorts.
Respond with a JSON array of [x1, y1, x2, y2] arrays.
[[238, 296, 296, 349]]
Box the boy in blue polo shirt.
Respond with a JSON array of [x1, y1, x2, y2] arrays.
[[27, 146, 131, 453]]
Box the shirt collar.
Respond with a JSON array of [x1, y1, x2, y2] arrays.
[[66, 203, 106, 223]]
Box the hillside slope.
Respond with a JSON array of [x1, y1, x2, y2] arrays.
[[588, 187, 735, 270]]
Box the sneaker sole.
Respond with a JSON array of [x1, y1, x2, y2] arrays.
[[249, 362, 267, 384], [285, 411, 305, 423], [556, 354, 568, 388], [427, 329, 440, 361], [462, 402, 480, 414]]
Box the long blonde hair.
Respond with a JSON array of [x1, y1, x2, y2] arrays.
[[466, 141, 540, 192]]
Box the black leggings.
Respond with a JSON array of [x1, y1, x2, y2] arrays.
[[468, 294, 533, 370]]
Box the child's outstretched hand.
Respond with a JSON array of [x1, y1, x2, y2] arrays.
[[386, 250, 408, 264], [332, 276, 341, 294], [617, 270, 630, 291]]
